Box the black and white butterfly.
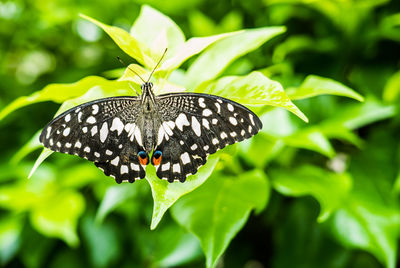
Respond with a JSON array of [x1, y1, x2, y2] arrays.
[[39, 53, 262, 183]]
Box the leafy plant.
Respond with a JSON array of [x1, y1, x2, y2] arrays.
[[1, 2, 399, 268]]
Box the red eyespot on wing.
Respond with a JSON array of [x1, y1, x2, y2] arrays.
[[138, 154, 148, 166], [152, 155, 162, 166]]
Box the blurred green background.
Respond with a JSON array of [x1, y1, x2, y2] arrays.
[[1, 0, 400, 267]]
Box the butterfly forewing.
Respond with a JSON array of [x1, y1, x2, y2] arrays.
[[153, 93, 262, 182], [39, 97, 147, 183]]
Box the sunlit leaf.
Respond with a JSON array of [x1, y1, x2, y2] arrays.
[[81, 14, 154, 67], [146, 155, 219, 230], [383, 70, 400, 103], [287, 75, 364, 102], [158, 32, 238, 73], [130, 5, 185, 58], [271, 165, 352, 222], [186, 27, 286, 88], [196, 71, 308, 122], [0, 76, 124, 120], [30, 190, 85, 247], [28, 148, 53, 179], [171, 169, 269, 268]]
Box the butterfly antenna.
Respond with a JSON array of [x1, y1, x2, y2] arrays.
[[146, 48, 168, 83], [117, 56, 146, 84]]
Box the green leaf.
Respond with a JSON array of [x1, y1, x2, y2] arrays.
[[330, 197, 400, 268], [158, 32, 237, 73], [320, 98, 397, 130], [0, 216, 23, 265], [28, 148, 54, 179], [81, 215, 121, 268], [270, 165, 352, 222], [30, 190, 85, 247], [283, 128, 335, 157], [171, 169, 269, 268], [196, 71, 308, 122], [146, 155, 219, 230], [95, 183, 140, 223], [0, 76, 123, 120], [186, 27, 286, 89], [11, 130, 42, 165], [383, 70, 400, 103], [81, 14, 154, 67], [287, 75, 364, 102], [130, 5, 185, 57]]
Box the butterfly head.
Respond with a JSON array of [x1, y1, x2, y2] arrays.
[[141, 82, 153, 92]]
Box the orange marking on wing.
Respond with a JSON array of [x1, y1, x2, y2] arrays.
[[138, 155, 148, 166], [152, 155, 162, 166]]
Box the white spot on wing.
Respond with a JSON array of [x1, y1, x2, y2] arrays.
[[106, 149, 113, 155], [111, 156, 120, 166], [162, 122, 173, 136], [212, 118, 218, 125], [94, 152, 100, 157], [130, 163, 140, 171], [220, 132, 228, 139], [100, 122, 108, 143], [78, 112, 82, 122], [191, 116, 201, 136], [229, 117, 238, 125], [82, 127, 88, 133], [212, 138, 219, 145], [120, 165, 128, 174], [65, 142, 71, 148], [75, 141, 82, 148], [46, 127, 52, 139], [86, 116, 96, 124], [111, 117, 124, 135], [191, 144, 198, 150], [162, 162, 170, 171], [230, 132, 237, 137], [92, 105, 99, 115], [180, 152, 190, 165], [158, 126, 165, 145], [65, 114, 71, 122], [173, 163, 180, 173], [84, 146, 90, 153], [175, 113, 190, 131], [63, 127, 70, 136], [202, 118, 210, 129], [134, 127, 142, 146], [249, 114, 255, 125], [202, 109, 212, 117], [199, 98, 206, 108], [227, 103, 234, 112], [91, 126, 98, 136], [215, 103, 221, 113]]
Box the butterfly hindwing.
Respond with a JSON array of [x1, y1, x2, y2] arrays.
[[39, 97, 147, 183], [153, 93, 262, 182]]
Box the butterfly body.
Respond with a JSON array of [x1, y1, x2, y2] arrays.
[[40, 82, 262, 183]]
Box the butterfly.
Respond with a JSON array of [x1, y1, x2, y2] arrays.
[[39, 50, 262, 183]]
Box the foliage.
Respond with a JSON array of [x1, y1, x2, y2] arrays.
[[0, 1, 399, 267]]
